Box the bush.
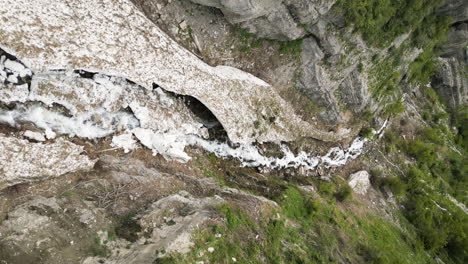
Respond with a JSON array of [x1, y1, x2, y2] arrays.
[[318, 182, 335, 197], [279, 39, 303, 59], [380, 177, 407, 197], [359, 127, 374, 139], [338, 0, 446, 48], [335, 184, 353, 201], [383, 98, 405, 117], [90, 236, 109, 257]]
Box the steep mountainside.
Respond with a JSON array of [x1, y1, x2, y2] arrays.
[[0, 0, 466, 264]]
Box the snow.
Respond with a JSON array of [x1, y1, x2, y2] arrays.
[[0, 0, 350, 144], [0, 56, 32, 85], [4, 59, 31, 77], [132, 128, 192, 163], [0, 45, 385, 171], [0, 136, 95, 189], [111, 133, 138, 153], [0, 105, 139, 140], [23, 130, 46, 142], [188, 135, 366, 170]]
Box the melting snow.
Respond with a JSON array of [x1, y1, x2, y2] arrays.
[[0, 50, 386, 171], [0, 105, 139, 140], [111, 132, 138, 153]]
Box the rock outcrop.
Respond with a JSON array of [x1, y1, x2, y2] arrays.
[[189, 0, 337, 40], [432, 1, 468, 110], [432, 56, 468, 109]]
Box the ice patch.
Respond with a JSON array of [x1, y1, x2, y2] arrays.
[[111, 133, 138, 153], [0, 105, 139, 139], [133, 128, 191, 163], [23, 130, 46, 142]]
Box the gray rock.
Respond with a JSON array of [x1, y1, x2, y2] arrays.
[[340, 69, 369, 113], [432, 56, 468, 109], [440, 23, 468, 58], [296, 37, 343, 123], [189, 0, 337, 40], [190, 0, 280, 22], [239, 4, 306, 40], [436, 0, 468, 23], [348, 170, 370, 195], [1, 0, 347, 144], [285, 0, 337, 25]]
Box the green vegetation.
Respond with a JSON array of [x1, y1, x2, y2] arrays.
[[380, 103, 468, 263], [338, 0, 451, 119], [383, 97, 405, 117], [375, 175, 408, 197], [160, 187, 433, 263], [359, 127, 374, 139], [337, 0, 447, 48], [278, 39, 303, 60], [234, 26, 303, 59], [235, 26, 263, 53]]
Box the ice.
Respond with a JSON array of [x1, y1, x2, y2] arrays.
[[0, 105, 139, 140], [23, 130, 46, 142], [111, 133, 138, 153], [4, 59, 32, 77], [133, 128, 192, 163]]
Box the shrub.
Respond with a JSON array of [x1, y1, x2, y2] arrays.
[[279, 39, 303, 59], [335, 184, 353, 201], [359, 127, 374, 139], [90, 236, 109, 257], [318, 182, 335, 197], [381, 177, 407, 197], [404, 140, 437, 166], [383, 98, 405, 117]]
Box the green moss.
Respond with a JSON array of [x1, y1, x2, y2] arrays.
[[278, 39, 303, 60]]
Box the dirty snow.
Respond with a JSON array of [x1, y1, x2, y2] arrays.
[[0, 105, 139, 140], [23, 130, 46, 142], [0, 136, 95, 190], [0, 0, 350, 144], [0, 49, 384, 171]]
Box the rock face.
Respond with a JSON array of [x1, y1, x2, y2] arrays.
[[0, 136, 95, 190], [348, 170, 370, 195], [432, 2, 468, 110], [432, 56, 468, 109], [189, 0, 337, 40], [0, 0, 346, 144], [436, 0, 468, 23]]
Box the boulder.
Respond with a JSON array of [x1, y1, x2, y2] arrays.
[[348, 171, 370, 195]]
